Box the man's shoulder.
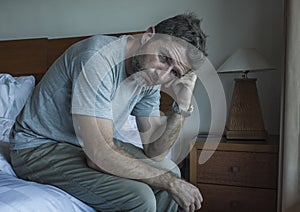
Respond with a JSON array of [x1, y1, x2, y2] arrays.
[[75, 34, 126, 51], [88, 34, 119, 43]]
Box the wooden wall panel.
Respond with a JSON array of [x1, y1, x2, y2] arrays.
[[0, 38, 47, 77], [47, 36, 88, 68]]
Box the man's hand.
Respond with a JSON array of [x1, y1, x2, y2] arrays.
[[162, 71, 197, 111], [168, 178, 203, 211]]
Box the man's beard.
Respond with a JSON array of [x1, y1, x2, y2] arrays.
[[131, 55, 144, 73], [129, 55, 160, 86]]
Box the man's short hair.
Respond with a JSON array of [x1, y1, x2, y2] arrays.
[[154, 12, 207, 56]]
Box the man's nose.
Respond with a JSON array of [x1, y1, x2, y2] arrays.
[[156, 66, 174, 82]]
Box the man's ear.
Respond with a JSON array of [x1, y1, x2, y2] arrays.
[[141, 26, 155, 45]]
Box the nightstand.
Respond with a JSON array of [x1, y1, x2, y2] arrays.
[[190, 136, 279, 212]]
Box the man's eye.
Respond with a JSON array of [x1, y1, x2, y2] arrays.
[[171, 69, 180, 78], [159, 55, 171, 64]]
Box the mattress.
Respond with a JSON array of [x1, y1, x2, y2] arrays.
[[0, 142, 96, 212]]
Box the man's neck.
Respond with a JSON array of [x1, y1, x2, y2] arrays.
[[124, 35, 141, 77]]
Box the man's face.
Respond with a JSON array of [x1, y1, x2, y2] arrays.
[[131, 38, 191, 86]]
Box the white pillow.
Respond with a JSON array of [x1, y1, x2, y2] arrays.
[[0, 74, 35, 142], [0, 142, 15, 175]]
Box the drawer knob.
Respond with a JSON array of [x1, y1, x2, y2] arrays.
[[230, 166, 240, 173]]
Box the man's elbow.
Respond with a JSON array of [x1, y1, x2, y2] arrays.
[[86, 157, 108, 173], [144, 148, 166, 162]]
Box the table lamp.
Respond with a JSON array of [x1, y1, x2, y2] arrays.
[[217, 48, 275, 140]]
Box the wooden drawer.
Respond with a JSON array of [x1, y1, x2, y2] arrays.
[[197, 183, 277, 212], [196, 150, 278, 188]]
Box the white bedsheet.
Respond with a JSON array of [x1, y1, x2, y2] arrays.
[[0, 143, 96, 212], [0, 173, 96, 212]]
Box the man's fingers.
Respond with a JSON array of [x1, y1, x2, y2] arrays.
[[200, 191, 203, 202], [195, 198, 202, 210], [178, 206, 186, 212], [189, 204, 195, 212], [182, 71, 197, 82], [163, 77, 177, 88]]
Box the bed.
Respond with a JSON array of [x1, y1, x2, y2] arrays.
[[0, 32, 174, 211]]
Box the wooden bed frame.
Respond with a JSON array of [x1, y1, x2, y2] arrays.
[[0, 32, 173, 113]]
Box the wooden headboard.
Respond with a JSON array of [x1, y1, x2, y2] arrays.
[[0, 32, 172, 113], [0, 32, 140, 81]]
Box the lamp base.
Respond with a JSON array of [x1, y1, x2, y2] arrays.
[[225, 78, 267, 140], [225, 129, 268, 140]]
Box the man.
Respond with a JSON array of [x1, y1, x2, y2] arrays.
[[10, 13, 207, 212]]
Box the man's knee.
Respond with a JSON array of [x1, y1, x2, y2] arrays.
[[124, 183, 156, 212], [137, 190, 157, 212]]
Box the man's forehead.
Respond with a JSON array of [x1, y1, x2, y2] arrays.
[[161, 42, 190, 66], [160, 39, 187, 49]]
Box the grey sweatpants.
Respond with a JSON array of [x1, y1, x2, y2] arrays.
[[10, 140, 180, 212]]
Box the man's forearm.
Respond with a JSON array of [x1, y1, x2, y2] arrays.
[[85, 138, 180, 191], [87, 155, 178, 188], [143, 112, 184, 160]]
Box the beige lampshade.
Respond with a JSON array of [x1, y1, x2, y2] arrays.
[[217, 48, 275, 73]]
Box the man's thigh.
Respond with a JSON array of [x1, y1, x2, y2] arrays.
[[10, 142, 157, 211]]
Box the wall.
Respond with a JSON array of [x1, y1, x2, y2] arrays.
[[0, 0, 285, 135]]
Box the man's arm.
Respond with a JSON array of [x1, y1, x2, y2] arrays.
[[136, 113, 184, 161], [73, 114, 202, 211], [73, 114, 171, 179], [136, 71, 197, 161]]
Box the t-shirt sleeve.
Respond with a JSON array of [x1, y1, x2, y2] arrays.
[[131, 88, 161, 117], [71, 51, 114, 120]]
